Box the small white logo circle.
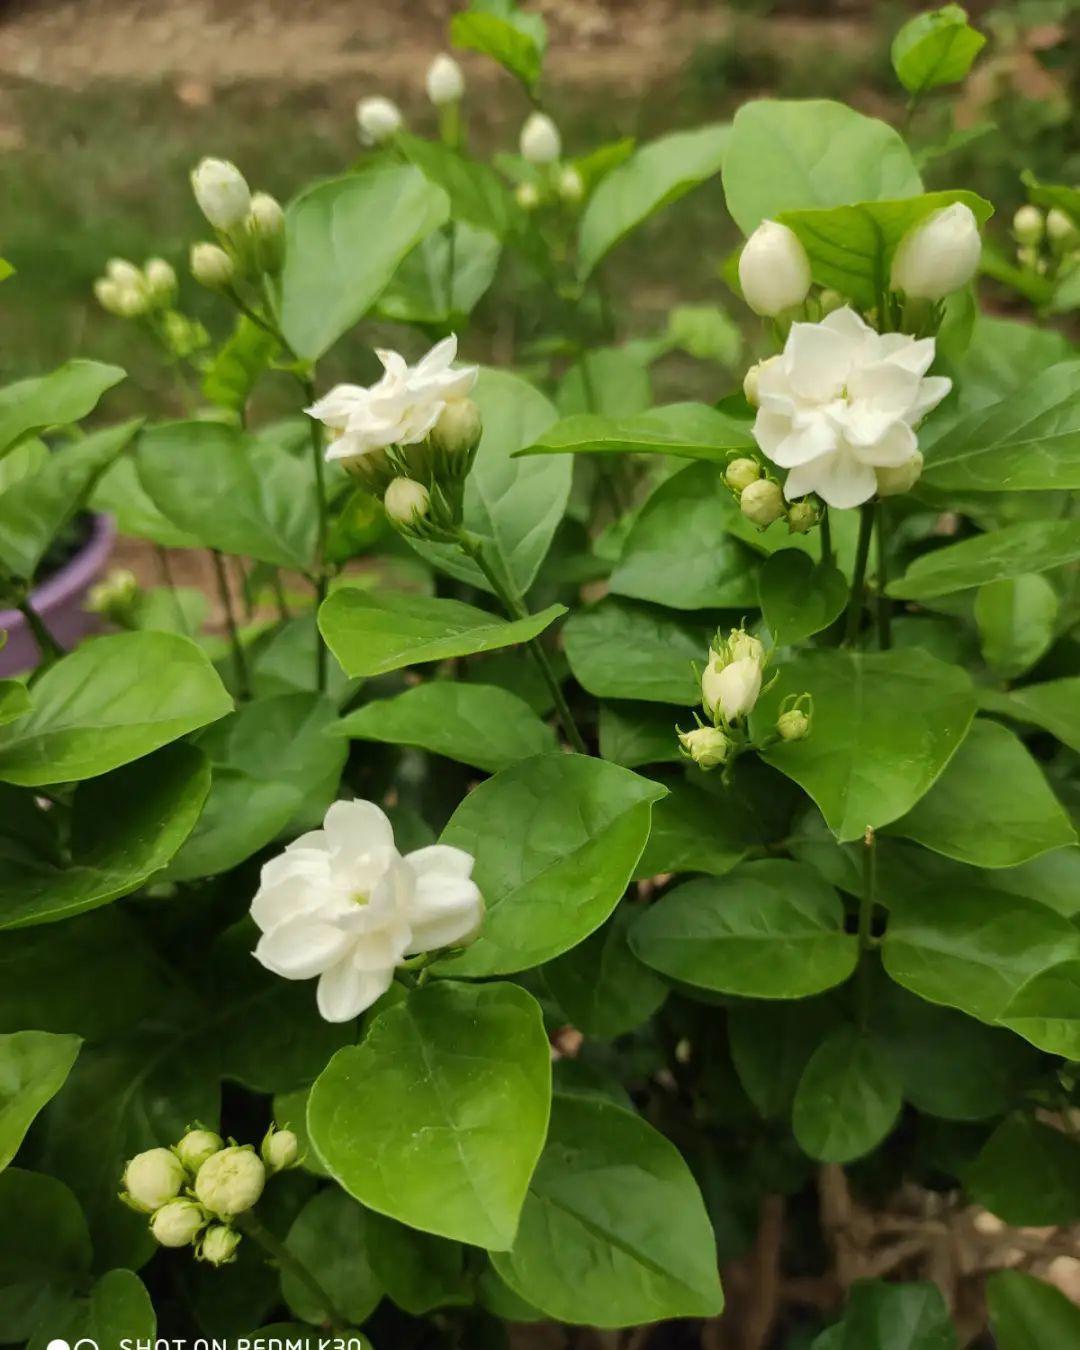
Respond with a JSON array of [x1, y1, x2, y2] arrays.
[[45, 1340, 71, 1350]]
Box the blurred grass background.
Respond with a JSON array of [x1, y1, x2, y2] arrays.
[[0, 0, 1077, 420]]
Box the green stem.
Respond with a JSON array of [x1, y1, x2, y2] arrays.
[[857, 827, 877, 1029], [844, 503, 875, 647], [155, 545, 188, 633], [237, 1212, 349, 1332], [210, 549, 251, 700], [272, 569, 291, 621], [819, 506, 833, 567], [460, 534, 588, 755], [17, 597, 63, 666], [302, 378, 330, 694], [875, 500, 892, 650]]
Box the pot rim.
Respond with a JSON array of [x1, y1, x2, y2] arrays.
[[0, 513, 116, 628]]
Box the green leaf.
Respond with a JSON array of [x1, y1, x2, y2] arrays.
[[0, 1169, 92, 1341], [792, 1026, 902, 1163], [759, 550, 847, 644], [578, 124, 729, 278], [319, 587, 565, 678], [1021, 172, 1080, 229], [610, 463, 760, 610], [0, 743, 211, 929], [556, 347, 653, 418], [599, 701, 683, 768], [27, 1269, 155, 1350], [202, 316, 279, 412], [450, 3, 546, 90], [665, 303, 743, 366], [334, 681, 554, 773], [882, 884, 1080, 1023], [722, 99, 922, 234], [544, 906, 668, 1037], [491, 1094, 723, 1327], [0, 632, 231, 786], [630, 860, 857, 999], [90, 454, 200, 549], [753, 648, 975, 843], [889, 519, 1080, 600], [922, 361, 1080, 491], [281, 1189, 383, 1327], [948, 315, 1074, 416], [777, 191, 992, 309], [984, 677, 1080, 753], [412, 369, 568, 597], [988, 1270, 1080, 1350], [277, 167, 450, 360], [519, 402, 755, 462], [563, 599, 703, 705], [0, 682, 30, 730], [975, 574, 1059, 679], [885, 719, 1074, 868], [0, 1032, 81, 1171], [966, 1115, 1080, 1225], [0, 360, 125, 458], [815, 1280, 958, 1350], [397, 134, 522, 240], [999, 960, 1080, 1059], [0, 420, 140, 579], [138, 420, 317, 571], [363, 1210, 469, 1315], [729, 997, 842, 1121], [437, 753, 666, 977], [308, 981, 551, 1250], [634, 778, 755, 879], [375, 221, 501, 325], [891, 6, 985, 94]]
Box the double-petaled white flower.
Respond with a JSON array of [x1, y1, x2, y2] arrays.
[[307, 336, 478, 467], [251, 799, 484, 1022], [752, 306, 951, 510]]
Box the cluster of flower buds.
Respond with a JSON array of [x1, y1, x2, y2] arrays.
[[85, 567, 140, 624], [1013, 202, 1079, 283], [93, 256, 176, 320], [724, 440, 819, 536], [189, 159, 286, 294], [119, 1124, 300, 1266], [512, 113, 584, 212], [380, 394, 484, 539]]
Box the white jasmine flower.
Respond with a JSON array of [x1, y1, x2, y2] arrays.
[[890, 202, 981, 301], [426, 53, 465, 105], [356, 95, 404, 145], [752, 307, 951, 510], [520, 112, 561, 164], [706, 656, 763, 723], [251, 799, 484, 1022], [738, 221, 811, 316], [307, 336, 478, 467], [190, 158, 252, 231]]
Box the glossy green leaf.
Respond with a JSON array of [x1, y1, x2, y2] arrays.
[[982, 677, 1080, 753], [0, 743, 210, 929], [438, 753, 666, 976], [308, 981, 551, 1250], [0, 683, 29, 730], [450, 4, 546, 90], [0, 632, 230, 786], [519, 402, 755, 462], [319, 587, 565, 678], [611, 463, 760, 610], [665, 303, 743, 366], [999, 960, 1080, 1059], [556, 346, 653, 418], [634, 778, 756, 879], [202, 316, 278, 412], [759, 549, 847, 644], [729, 997, 842, 1121], [277, 167, 450, 359], [138, 420, 317, 571], [281, 1189, 382, 1327], [363, 1210, 469, 1315], [0, 360, 125, 458], [792, 1026, 902, 1163], [966, 1115, 1080, 1225], [563, 599, 703, 705], [975, 574, 1058, 679], [814, 1280, 958, 1350], [891, 6, 985, 94], [988, 1270, 1080, 1350], [334, 681, 554, 773], [376, 221, 500, 324], [0, 420, 140, 579], [27, 1269, 155, 1350], [722, 99, 922, 234], [886, 719, 1074, 868], [631, 860, 857, 998], [90, 454, 200, 549], [0, 1032, 81, 1171], [778, 191, 991, 308], [578, 124, 729, 278], [889, 519, 1080, 600], [754, 648, 975, 842], [599, 701, 683, 768], [0, 1169, 92, 1341], [491, 1095, 723, 1327], [397, 134, 522, 240], [544, 906, 668, 1037]]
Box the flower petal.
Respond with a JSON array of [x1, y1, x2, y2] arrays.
[[404, 875, 485, 955], [405, 844, 476, 881], [791, 448, 877, 509], [322, 799, 396, 857], [316, 958, 395, 1023], [254, 916, 351, 980]]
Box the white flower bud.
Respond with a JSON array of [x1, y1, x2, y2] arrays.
[[176, 1129, 224, 1174], [194, 1145, 266, 1218], [678, 725, 729, 770], [191, 158, 252, 231], [787, 500, 818, 534], [199, 1224, 242, 1266], [94, 278, 144, 318], [1013, 205, 1044, 246], [151, 1198, 207, 1248], [123, 1148, 185, 1213], [520, 112, 561, 165], [261, 1125, 300, 1174], [357, 96, 404, 145], [777, 708, 809, 741], [144, 257, 177, 301], [106, 258, 143, 289], [727, 629, 765, 666], [710, 657, 763, 723], [247, 192, 286, 273], [384, 477, 431, 527], [515, 181, 541, 211], [725, 456, 761, 491], [738, 221, 811, 316], [1047, 208, 1079, 248], [557, 166, 584, 203], [890, 203, 981, 301], [430, 397, 483, 456], [426, 54, 465, 105], [875, 451, 923, 498], [739, 477, 785, 528], [190, 242, 235, 291]]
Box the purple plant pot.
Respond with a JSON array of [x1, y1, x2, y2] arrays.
[[0, 515, 115, 676]]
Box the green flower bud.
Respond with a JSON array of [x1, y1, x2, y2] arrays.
[[194, 1145, 266, 1218], [1047, 208, 1079, 248], [557, 166, 584, 203], [725, 457, 761, 491], [144, 257, 177, 302], [384, 477, 431, 527], [787, 500, 818, 534], [198, 1224, 242, 1266], [739, 477, 785, 528], [1013, 204, 1044, 246], [875, 451, 923, 498], [261, 1125, 300, 1174], [777, 708, 810, 741], [190, 242, 234, 291], [123, 1147, 185, 1213], [106, 258, 144, 289], [515, 181, 541, 212], [248, 192, 286, 273], [430, 397, 483, 457], [176, 1128, 224, 1174], [678, 725, 729, 770], [151, 1198, 207, 1248]]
